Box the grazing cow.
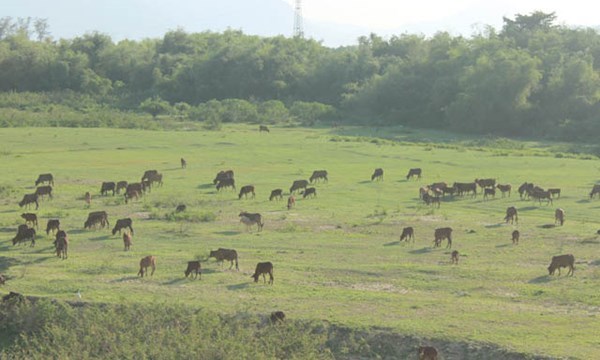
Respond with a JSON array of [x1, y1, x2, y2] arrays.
[[213, 170, 234, 185], [406, 168, 422, 180], [84, 192, 91, 207], [453, 182, 477, 197], [270, 311, 286, 323], [0, 274, 5, 285], [251, 262, 274, 284], [418, 346, 438, 360], [112, 218, 134, 236], [400, 227, 414, 242], [209, 248, 239, 270], [590, 184, 600, 199], [429, 182, 447, 192], [35, 185, 53, 200], [483, 187, 496, 200], [433, 227, 452, 248], [371, 168, 384, 181], [19, 193, 39, 210], [259, 125, 270, 132], [512, 230, 520, 245], [504, 206, 518, 224], [123, 232, 132, 251], [35, 173, 54, 186], [555, 208, 565, 226], [287, 195, 296, 210], [548, 254, 575, 276], [126, 183, 144, 196], [184, 261, 201, 279], [239, 212, 263, 231], [141, 170, 158, 183], [548, 188, 561, 198], [451, 250, 459, 264], [496, 184, 512, 197], [138, 255, 156, 277], [55, 233, 68, 259], [46, 219, 60, 235], [309, 170, 328, 183], [124, 189, 140, 204], [238, 185, 256, 199], [175, 204, 186, 212], [422, 193, 440, 208], [419, 186, 430, 199], [269, 189, 283, 201], [440, 185, 456, 197], [116, 181, 128, 194], [84, 211, 109, 230], [475, 178, 496, 188], [519, 182, 534, 199], [530, 189, 553, 205], [181, 158, 187, 169], [21, 213, 38, 228], [148, 172, 163, 187], [100, 182, 116, 196], [216, 178, 236, 191], [12, 226, 36, 247], [302, 187, 317, 199], [290, 179, 309, 193]]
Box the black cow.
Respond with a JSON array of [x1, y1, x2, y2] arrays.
[[141, 170, 158, 183], [19, 193, 39, 210], [213, 170, 234, 185], [116, 181, 128, 194], [269, 189, 283, 201], [418, 345, 438, 360], [209, 248, 239, 270], [12, 226, 36, 247], [406, 168, 422, 180], [175, 204, 187, 212], [216, 178, 235, 191], [259, 125, 270, 132], [371, 168, 384, 181], [290, 180, 308, 193], [400, 227, 414, 242], [126, 183, 144, 196], [251, 262, 274, 284], [84, 211, 109, 230], [46, 219, 60, 235], [35, 173, 54, 186], [181, 158, 187, 169], [100, 182, 116, 196], [238, 185, 256, 199], [302, 187, 316, 199], [35, 186, 53, 200], [21, 213, 38, 228], [239, 212, 264, 231], [309, 170, 328, 183], [112, 218, 134, 236], [270, 311, 285, 323], [184, 261, 201, 279], [433, 227, 452, 248]]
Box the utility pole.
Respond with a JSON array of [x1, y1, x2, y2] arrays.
[[293, 0, 304, 38]]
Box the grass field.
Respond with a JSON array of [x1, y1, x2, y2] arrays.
[[1, 125, 599, 359]]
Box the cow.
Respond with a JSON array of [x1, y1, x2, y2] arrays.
[[519, 182, 534, 199], [141, 170, 158, 183], [406, 168, 422, 180], [19, 193, 39, 210], [238, 185, 256, 199], [302, 187, 317, 199], [0, 274, 5, 285], [287, 195, 296, 210], [270, 311, 286, 323], [116, 181, 128, 194], [259, 125, 270, 132], [55, 233, 68, 259], [433, 227, 452, 248], [124, 189, 140, 204], [453, 182, 477, 197], [496, 184, 512, 197], [84, 192, 91, 207], [309, 170, 328, 183], [269, 189, 283, 201], [555, 208, 565, 226], [213, 170, 234, 185], [216, 178, 236, 191], [590, 184, 600, 199], [112, 218, 134, 236], [429, 182, 446, 192], [181, 158, 187, 169], [290, 179, 309, 193], [123, 232, 132, 251], [35, 186, 53, 200], [419, 186, 430, 199], [209, 248, 239, 270], [148, 172, 163, 187], [512, 230, 520, 245], [175, 204, 186, 212], [548, 254, 575, 276], [504, 206, 518, 224], [12, 225, 36, 247], [548, 188, 561, 198], [46, 219, 60, 235], [21, 213, 38, 228], [418, 345, 438, 360], [35, 173, 54, 186], [84, 211, 109, 230], [440, 185, 456, 197], [530, 189, 553, 205], [371, 168, 384, 181], [451, 250, 459, 265], [126, 183, 144, 196], [251, 262, 274, 284], [483, 187, 495, 200], [475, 178, 496, 188], [138, 255, 156, 277], [239, 212, 263, 231], [400, 227, 414, 242], [422, 193, 440, 208], [184, 261, 201, 279], [100, 182, 116, 196]]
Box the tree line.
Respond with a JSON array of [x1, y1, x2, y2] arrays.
[[1, 12, 600, 140]]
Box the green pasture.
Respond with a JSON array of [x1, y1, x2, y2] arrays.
[[0, 125, 599, 359]]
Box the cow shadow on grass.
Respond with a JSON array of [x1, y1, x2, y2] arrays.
[[0, 227, 16, 233], [408, 247, 433, 254], [590, 259, 600, 266], [495, 244, 511, 248], [485, 223, 504, 229], [68, 229, 87, 235], [539, 224, 556, 229], [581, 238, 600, 245], [26, 256, 54, 264], [214, 231, 241, 236], [383, 241, 400, 246], [528, 275, 552, 284], [0, 209, 16, 214], [111, 276, 139, 283], [357, 180, 373, 184], [89, 235, 111, 241], [197, 183, 214, 189], [162, 278, 187, 285], [576, 199, 591, 204], [0, 256, 20, 272], [226, 282, 250, 291]]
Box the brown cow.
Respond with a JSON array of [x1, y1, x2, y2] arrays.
[[100, 182, 116, 196], [251, 262, 274, 284], [483, 187, 495, 200], [138, 255, 156, 277], [440, 185, 456, 197], [419, 186, 430, 199], [84, 211, 109, 230], [433, 227, 452, 248], [429, 182, 446, 192], [406, 168, 422, 180], [290, 179, 309, 193], [124, 189, 140, 204], [496, 184, 511, 197], [213, 170, 234, 185], [35, 173, 54, 186], [548, 188, 561, 198], [512, 230, 520, 245], [422, 193, 440, 208], [269, 189, 283, 201], [21, 213, 38, 228], [209, 248, 239, 270], [400, 227, 414, 242], [112, 218, 134, 236], [259, 125, 270, 132], [35, 185, 53, 200], [475, 178, 496, 188], [418, 346, 438, 360], [19, 193, 39, 210], [371, 168, 384, 181], [309, 170, 328, 183], [84, 191, 92, 207], [126, 183, 144, 196], [504, 206, 518, 224], [287, 195, 296, 210], [590, 184, 600, 199], [147, 172, 163, 187], [239, 212, 263, 231], [555, 208, 565, 226], [184, 261, 201, 279], [55, 233, 68, 259], [123, 232, 132, 251], [238, 185, 256, 199], [181, 158, 187, 169], [116, 181, 128, 194], [451, 250, 459, 264], [270, 311, 286, 323], [46, 219, 60, 235], [302, 187, 317, 199], [548, 254, 575, 276], [453, 182, 477, 197]]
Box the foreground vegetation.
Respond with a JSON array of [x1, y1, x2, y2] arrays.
[[0, 125, 599, 358]]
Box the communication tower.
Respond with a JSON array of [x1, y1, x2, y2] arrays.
[[293, 0, 304, 38]]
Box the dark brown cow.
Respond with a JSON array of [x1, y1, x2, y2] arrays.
[[35, 186, 53, 200], [251, 262, 274, 284], [213, 170, 234, 185], [100, 182, 116, 196], [400, 227, 414, 242], [496, 184, 511, 197], [290, 179, 309, 193], [175, 204, 186, 212], [371, 168, 384, 181], [555, 208, 565, 226], [112, 218, 134, 236], [84, 192, 92, 206], [406, 168, 422, 180], [453, 182, 477, 197], [116, 181, 128, 194], [35, 173, 54, 186], [124, 189, 140, 204], [548, 188, 561, 198], [181, 158, 187, 169], [512, 230, 520, 245], [504, 206, 518, 224], [19, 193, 39, 210], [239, 212, 263, 231], [440, 185, 456, 197], [475, 178, 496, 188], [148, 172, 163, 187], [433, 227, 452, 248], [302, 187, 317, 199], [429, 182, 446, 192], [209, 248, 239, 270], [84, 211, 109, 230], [483, 187, 495, 200], [451, 250, 459, 264], [216, 178, 236, 191], [548, 254, 575, 276], [184, 261, 201, 279], [270, 311, 286, 323], [138, 255, 156, 277], [590, 184, 600, 199], [259, 125, 270, 132], [269, 189, 283, 201], [422, 193, 440, 208], [12, 225, 36, 246], [55, 233, 68, 259], [21, 213, 38, 228], [126, 183, 144, 196], [123, 232, 132, 251], [238, 185, 255, 199], [287, 195, 296, 210], [519, 182, 534, 199], [309, 170, 328, 183], [530, 189, 553, 205], [418, 345, 438, 360], [46, 219, 60, 235], [141, 170, 158, 183]]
